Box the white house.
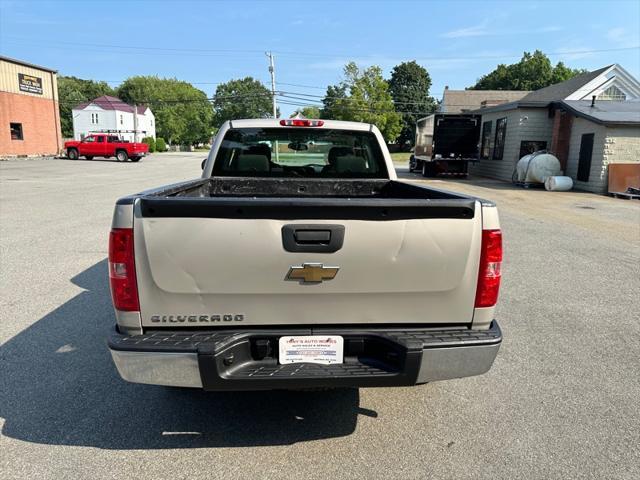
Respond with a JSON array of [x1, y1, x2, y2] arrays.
[[72, 95, 156, 142]]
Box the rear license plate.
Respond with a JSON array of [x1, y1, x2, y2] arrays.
[[278, 335, 344, 365]]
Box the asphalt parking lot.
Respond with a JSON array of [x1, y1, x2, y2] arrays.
[[1, 152, 639, 479]]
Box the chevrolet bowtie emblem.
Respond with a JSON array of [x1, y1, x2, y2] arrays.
[[286, 263, 340, 284]]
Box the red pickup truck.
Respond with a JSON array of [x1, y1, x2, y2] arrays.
[[65, 134, 149, 162]]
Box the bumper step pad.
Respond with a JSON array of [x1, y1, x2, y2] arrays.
[[109, 322, 501, 390]]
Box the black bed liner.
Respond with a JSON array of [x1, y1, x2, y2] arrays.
[[125, 178, 478, 221]]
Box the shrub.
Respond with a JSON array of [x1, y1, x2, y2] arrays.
[[142, 136, 156, 153], [155, 137, 166, 152]]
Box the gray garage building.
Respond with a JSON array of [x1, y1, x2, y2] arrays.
[[469, 64, 640, 192]]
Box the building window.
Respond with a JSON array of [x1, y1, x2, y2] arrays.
[[493, 117, 507, 160], [519, 141, 547, 159], [597, 85, 626, 101], [120, 114, 123, 125], [480, 121, 492, 159], [10, 123, 24, 140], [91, 113, 99, 124]]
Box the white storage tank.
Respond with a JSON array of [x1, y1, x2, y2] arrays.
[[545, 176, 573, 191], [515, 151, 562, 184]]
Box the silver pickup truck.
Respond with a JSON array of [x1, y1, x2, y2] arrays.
[[107, 118, 503, 390]]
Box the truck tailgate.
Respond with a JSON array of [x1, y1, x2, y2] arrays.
[[133, 198, 482, 327]]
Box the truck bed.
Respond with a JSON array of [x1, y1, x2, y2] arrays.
[[134, 177, 474, 199], [125, 178, 479, 221]]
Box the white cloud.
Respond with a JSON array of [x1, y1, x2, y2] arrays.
[[554, 45, 595, 61], [606, 27, 639, 47], [441, 22, 561, 39], [441, 22, 490, 39], [540, 26, 563, 33], [308, 58, 351, 70]]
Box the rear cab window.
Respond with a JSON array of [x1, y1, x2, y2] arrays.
[[212, 128, 388, 178]]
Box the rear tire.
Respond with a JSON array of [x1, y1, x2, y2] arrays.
[[130, 157, 141, 162], [116, 150, 128, 162], [409, 155, 416, 172], [67, 148, 79, 160]]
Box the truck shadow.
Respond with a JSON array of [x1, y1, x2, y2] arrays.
[[57, 157, 129, 163], [396, 168, 552, 193], [0, 260, 365, 449]]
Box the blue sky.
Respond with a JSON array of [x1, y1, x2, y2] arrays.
[[1, 0, 639, 116]]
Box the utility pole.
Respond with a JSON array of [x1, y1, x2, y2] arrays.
[[133, 104, 138, 143], [266, 51, 279, 162], [265, 51, 277, 118]]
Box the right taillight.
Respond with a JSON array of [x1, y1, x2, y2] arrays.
[[475, 229, 502, 308], [108, 228, 139, 311]]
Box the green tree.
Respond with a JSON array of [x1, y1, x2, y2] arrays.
[[213, 77, 274, 125], [142, 136, 156, 153], [470, 51, 587, 90], [291, 106, 321, 118], [321, 62, 402, 142], [550, 61, 583, 84], [155, 137, 166, 152], [388, 61, 437, 148], [117, 76, 213, 145], [320, 84, 349, 119], [57, 76, 115, 137]]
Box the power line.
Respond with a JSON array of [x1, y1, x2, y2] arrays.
[[3, 36, 638, 60], [278, 82, 328, 90], [1, 37, 267, 54], [98, 80, 226, 86], [280, 91, 437, 106], [276, 98, 436, 116], [54, 91, 273, 106]]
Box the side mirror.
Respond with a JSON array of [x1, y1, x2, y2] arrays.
[[201, 159, 207, 170]]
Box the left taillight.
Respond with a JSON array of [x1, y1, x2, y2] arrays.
[[475, 229, 502, 308], [108, 228, 139, 311]]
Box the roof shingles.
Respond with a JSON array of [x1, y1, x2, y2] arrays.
[[73, 95, 148, 114], [560, 100, 640, 125], [519, 65, 613, 103]]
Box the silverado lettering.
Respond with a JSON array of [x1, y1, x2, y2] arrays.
[[150, 314, 244, 323]]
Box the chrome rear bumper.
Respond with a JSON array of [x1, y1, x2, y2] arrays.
[[109, 322, 502, 390]]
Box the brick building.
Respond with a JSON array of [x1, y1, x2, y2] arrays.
[[0, 56, 62, 157]]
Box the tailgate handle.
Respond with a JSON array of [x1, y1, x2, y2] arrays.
[[295, 230, 331, 243], [282, 224, 345, 253]]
